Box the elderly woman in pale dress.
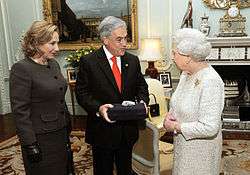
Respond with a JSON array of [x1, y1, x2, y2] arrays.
[[164, 28, 224, 175]]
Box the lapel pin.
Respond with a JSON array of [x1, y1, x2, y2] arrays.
[[125, 64, 129, 67]]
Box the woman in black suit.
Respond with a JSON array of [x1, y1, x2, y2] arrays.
[[9, 20, 74, 175]]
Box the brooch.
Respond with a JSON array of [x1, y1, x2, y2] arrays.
[[194, 78, 200, 87]]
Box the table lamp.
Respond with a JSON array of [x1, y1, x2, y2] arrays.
[[140, 38, 162, 79]]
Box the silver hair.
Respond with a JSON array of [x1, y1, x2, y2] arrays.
[[173, 28, 211, 61], [98, 16, 127, 38]]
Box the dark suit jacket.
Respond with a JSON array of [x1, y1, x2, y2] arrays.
[[76, 47, 149, 148], [9, 58, 70, 146]]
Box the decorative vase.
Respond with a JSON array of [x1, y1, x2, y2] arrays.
[[200, 14, 210, 36]]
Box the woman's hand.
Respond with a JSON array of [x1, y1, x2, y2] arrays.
[[163, 112, 180, 134], [163, 114, 175, 131], [23, 142, 42, 163]]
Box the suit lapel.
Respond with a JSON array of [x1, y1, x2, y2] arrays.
[[96, 47, 120, 94], [121, 54, 129, 93]]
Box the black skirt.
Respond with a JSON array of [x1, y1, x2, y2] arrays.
[[21, 128, 68, 175]]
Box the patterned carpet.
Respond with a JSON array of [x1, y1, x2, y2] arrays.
[[0, 131, 93, 175], [220, 139, 250, 175], [0, 131, 250, 175]]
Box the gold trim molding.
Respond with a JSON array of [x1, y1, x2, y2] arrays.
[[203, 0, 250, 9]]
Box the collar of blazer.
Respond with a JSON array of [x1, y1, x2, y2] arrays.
[[96, 47, 129, 94]]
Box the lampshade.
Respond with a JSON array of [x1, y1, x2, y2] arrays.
[[139, 38, 162, 61]]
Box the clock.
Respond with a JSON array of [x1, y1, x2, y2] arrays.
[[218, 3, 247, 37], [227, 4, 239, 18]]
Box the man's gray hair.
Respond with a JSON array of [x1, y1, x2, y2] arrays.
[[98, 16, 127, 38], [173, 28, 211, 61]]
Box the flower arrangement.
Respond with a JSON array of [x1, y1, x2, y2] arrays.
[[65, 47, 95, 68]]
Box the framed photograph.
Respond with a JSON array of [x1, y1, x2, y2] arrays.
[[159, 72, 172, 88], [67, 68, 77, 83], [43, 0, 138, 50]]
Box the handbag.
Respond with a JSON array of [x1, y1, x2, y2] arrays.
[[149, 93, 160, 117]]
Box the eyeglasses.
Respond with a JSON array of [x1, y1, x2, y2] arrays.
[[116, 36, 127, 43], [172, 50, 192, 64], [108, 36, 127, 44], [172, 50, 189, 57]]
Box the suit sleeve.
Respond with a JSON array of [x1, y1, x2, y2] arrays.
[[53, 60, 71, 127], [181, 79, 224, 140], [75, 58, 102, 113], [9, 63, 36, 145], [134, 56, 149, 105]]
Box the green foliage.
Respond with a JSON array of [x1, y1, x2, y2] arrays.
[[65, 47, 95, 68]]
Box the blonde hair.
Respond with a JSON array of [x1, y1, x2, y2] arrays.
[[22, 20, 58, 58]]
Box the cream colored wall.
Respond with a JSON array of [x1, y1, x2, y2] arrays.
[[0, 0, 43, 114], [172, 0, 250, 38], [128, 0, 171, 74]]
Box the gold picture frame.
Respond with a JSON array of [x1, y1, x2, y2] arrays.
[[43, 0, 138, 50], [67, 68, 77, 83], [203, 0, 250, 9]]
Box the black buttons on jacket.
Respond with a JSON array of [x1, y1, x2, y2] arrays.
[[59, 87, 63, 91], [47, 65, 51, 69], [54, 76, 58, 79], [60, 100, 64, 104]]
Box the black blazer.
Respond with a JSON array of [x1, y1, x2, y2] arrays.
[[9, 58, 70, 146], [76, 47, 149, 148]]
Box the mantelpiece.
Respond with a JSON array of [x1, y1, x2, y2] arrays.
[[207, 37, 250, 47], [205, 37, 250, 126], [206, 37, 250, 65]]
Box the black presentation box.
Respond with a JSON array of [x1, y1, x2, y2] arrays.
[[107, 103, 147, 121]]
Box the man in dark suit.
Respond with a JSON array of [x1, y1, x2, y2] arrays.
[[75, 16, 149, 175]]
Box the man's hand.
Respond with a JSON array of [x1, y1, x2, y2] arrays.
[[143, 103, 148, 114], [99, 104, 116, 123], [139, 100, 148, 114]]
